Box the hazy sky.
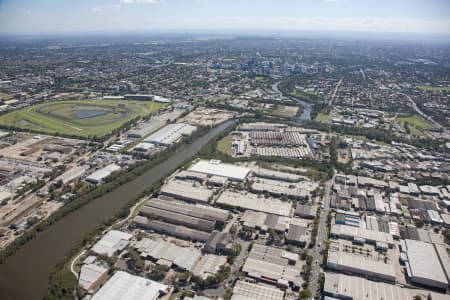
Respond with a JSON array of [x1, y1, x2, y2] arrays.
[[0, 0, 449, 34]]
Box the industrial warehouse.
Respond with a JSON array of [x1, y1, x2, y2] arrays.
[[64, 137, 450, 300], [221, 122, 315, 159], [66, 157, 324, 299], [132, 122, 197, 154], [242, 244, 304, 288], [137, 197, 229, 232], [217, 191, 293, 217]]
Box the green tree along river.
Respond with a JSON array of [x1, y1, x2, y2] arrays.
[[0, 120, 234, 300]]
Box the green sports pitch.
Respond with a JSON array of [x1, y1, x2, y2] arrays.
[[0, 100, 166, 138]]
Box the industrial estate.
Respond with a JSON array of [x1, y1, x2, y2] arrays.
[[0, 28, 449, 300]]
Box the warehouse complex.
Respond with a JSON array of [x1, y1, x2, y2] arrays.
[[137, 197, 228, 233], [142, 123, 197, 146], [134, 238, 201, 271], [323, 273, 447, 300], [91, 271, 170, 300], [85, 164, 121, 184], [189, 159, 250, 181], [242, 244, 303, 288], [217, 191, 292, 217], [91, 230, 132, 257], [327, 250, 397, 283], [401, 239, 448, 290], [160, 180, 213, 203], [223, 122, 314, 159], [133, 216, 211, 242], [231, 280, 284, 300]]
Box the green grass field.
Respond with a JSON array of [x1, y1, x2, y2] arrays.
[[417, 86, 450, 92], [315, 112, 330, 122], [217, 135, 233, 155], [395, 115, 432, 130], [0, 92, 13, 100], [0, 100, 166, 138]]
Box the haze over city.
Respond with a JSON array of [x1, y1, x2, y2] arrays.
[[1, 0, 450, 35], [0, 1, 449, 300]]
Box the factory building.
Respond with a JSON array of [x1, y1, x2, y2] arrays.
[[327, 251, 396, 283], [142, 123, 197, 146], [135, 238, 201, 271], [242, 244, 302, 288], [160, 180, 213, 203], [231, 280, 284, 300], [204, 231, 231, 254], [175, 170, 208, 182], [91, 230, 132, 257], [285, 225, 310, 247], [91, 271, 169, 300], [189, 159, 250, 182], [249, 131, 309, 147], [132, 142, 157, 153], [295, 204, 318, 219], [217, 191, 292, 217], [252, 167, 303, 182], [85, 164, 121, 185], [144, 198, 228, 224], [323, 273, 445, 300], [56, 166, 87, 185], [427, 210, 443, 224], [241, 210, 290, 233], [357, 176, 388, 189], [330, 224, 394, 247], [192, 254, 227, 280], [250, 177, 317, 200], [138, 198, 228, 232], [140, 204, 215, 232], [400, 239, 448, 290], [128, 118, 166, 139], [239, 122, 288, 131], [133, 216, 210, 242], [77, 260, 109, 296]]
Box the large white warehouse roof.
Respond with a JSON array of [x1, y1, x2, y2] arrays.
[[189, 160, 250, 181], [92, 271, 169, 300], [92, 230, 132, 257]]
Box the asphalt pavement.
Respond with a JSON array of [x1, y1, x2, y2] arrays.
[[308, 175, 334, 298]]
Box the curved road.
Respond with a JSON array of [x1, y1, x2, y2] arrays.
[[0, 120, 233, 300]]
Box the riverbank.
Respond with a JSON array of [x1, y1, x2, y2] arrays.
[[272, 81, 312, 123], [0, 120, 234, 300]]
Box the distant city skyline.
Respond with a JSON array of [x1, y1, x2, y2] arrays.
[[0, 0, 449, 35]]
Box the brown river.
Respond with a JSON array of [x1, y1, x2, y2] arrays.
[[0, 120, 233, 300]]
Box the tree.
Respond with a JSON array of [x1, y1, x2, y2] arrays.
[[148, 265, 169, 281], [299, 288, 312, 299], [414, 219, 424, 228], [223, 288, 233, 300], [443, 229, 450, 243]]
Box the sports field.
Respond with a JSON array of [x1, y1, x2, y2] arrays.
[[417, 86, 450, 92], [0, 100, 166, 138], [395, 115, 432, 130]]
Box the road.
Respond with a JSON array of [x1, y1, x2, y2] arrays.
[[328, 78, 343, 106], [400, 92, 442, 129], [203, 238, 250, 298], [308, 174, 334, 297], [69, 196, 148, 279]]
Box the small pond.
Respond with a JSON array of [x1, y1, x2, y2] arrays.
[[75, 109, 108, 119]]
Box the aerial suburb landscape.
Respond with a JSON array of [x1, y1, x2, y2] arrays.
[[0, 1, 449, 300]]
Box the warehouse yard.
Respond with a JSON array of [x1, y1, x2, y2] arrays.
[[0, 100, 166, 138]]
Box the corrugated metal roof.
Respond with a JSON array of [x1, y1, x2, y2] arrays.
[[91, 271, 168, 300]]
